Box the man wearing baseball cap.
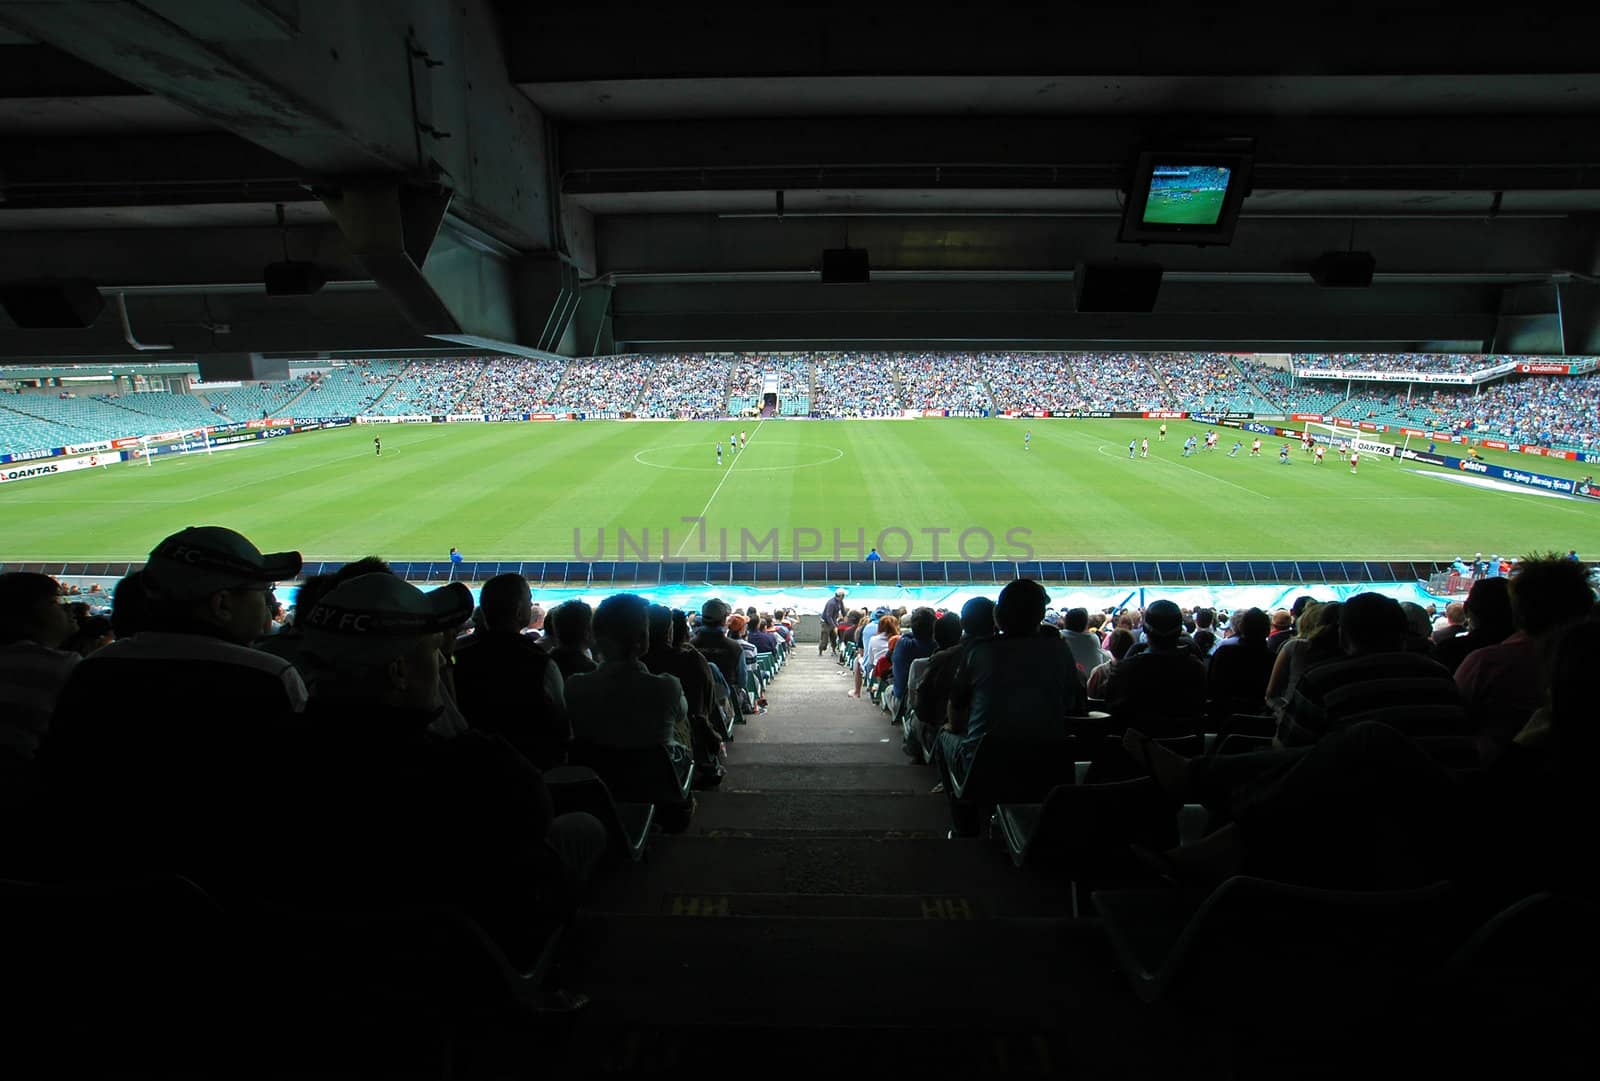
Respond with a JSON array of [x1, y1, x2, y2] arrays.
[[42, 525, 307, 875], [281, 573, 607, 965], [1101, 599, 1208, 736]]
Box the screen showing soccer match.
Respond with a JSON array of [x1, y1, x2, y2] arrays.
[[1142, 163, 1232, 225]]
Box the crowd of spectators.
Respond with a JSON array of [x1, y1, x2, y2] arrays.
[[834, 563, 1598, 917], [1149, 352, 1279, 413], [8, 353, 1600, 455], [0, 526, 809, 1018], [895, 353, 994, 412], [550, 357, 643, 415], [366, 359, 485, 416], [637, 356, 732, 419], [986, 353, 1080, 413], [1063, 352, 1166, 412], [459, 358, 565, 415], [810, 354, 904, 417]]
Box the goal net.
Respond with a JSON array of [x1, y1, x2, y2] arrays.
[[1303, 421, 1408, 461]]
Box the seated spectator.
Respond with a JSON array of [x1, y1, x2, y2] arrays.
[[567, 593, 689, 755], [545, 600, 598, 679], [61, 615, 114, 658], [1431, 601, 1468, 645], [691, 597, 749, 708], [1277, 593, 1467, 747], [42, 526, 306, 875], [281, 572, 606, 967], [1399, 602, 1435, 654], [109, 570, 153, 638], [1264, 600, 1344, 716], [902, 610, 969, 759], [1265, 606, 1297, 654], [452, 574, 569, 770], [643, 605, 724, 787], [1207, 606, 1275, 719], [1086, 628, 1135, 699], [1433, 577, 1513, 673], [1101, 599, 1208, 736], [0, 572, 80, 761], [1457, 554, 1595, 761], [851, 613, 898, 699], [890, 607, 938, 711], [941, 581, 1085, 782], [1061, 607, 1110, 683]]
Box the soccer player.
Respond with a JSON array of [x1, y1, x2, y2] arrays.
[[374, 435, 381, 457], [1250, 438, 1262, 457], [1338, 443, 1348, 459], [1314, 443, 1326, 465], [1128, 438, 1137, 459], [716, 443, 723, 466], [1158, 423, 1167, 441], [730, 434, 737, 454], [740, 430, 748, 450], [1182, 435, 1197, 457], [1025, 429, 1032, 451], [1140, 438, 1149, 458], [1228, 440, 1242, 457], [1206, 431, 1218, 451], [1350, 450, 1360, 474], [1279, 443, 1291, 464]]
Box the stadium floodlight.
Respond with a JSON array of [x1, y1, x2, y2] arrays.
[[1118, 140, 1254, 246]]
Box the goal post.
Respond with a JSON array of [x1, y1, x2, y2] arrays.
[[1303, 420, 1409, 461]]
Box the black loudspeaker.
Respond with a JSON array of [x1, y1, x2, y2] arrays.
[[1310, 251, 1376, 288], [0, 279, 106, 328], [1074, 263, 1163, 313], [264, 261, 327, 296], [821, 248, 870, 284]]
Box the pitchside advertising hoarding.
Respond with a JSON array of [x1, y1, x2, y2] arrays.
[[1399, 447, 1599, 500], [0, 451, 118, 483]]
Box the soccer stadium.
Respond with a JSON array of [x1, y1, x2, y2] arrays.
[[3, 6, 1600, 1079]]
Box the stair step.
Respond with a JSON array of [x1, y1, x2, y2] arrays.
[[560, 913, 1112, 1032], [687, 789, 948, 836], [718, 763, 928, 793]]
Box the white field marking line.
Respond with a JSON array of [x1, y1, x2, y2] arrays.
[[632, 441, 844, 473], [673, 419, 766, 556], [1094, 443, 1272, 501]]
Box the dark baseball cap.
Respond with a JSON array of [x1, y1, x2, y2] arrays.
[[144, 526, 301, 601]]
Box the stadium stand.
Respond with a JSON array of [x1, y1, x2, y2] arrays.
[[458, 357, 565, 415], [810, 353, 904, 416], [728, 356, 811, 416], [637, 355, 731, 419], [364, 359, 484, 416], [1149, 352, 1281, 414], [1294, 351, 1486, 374], [896, 352, 994, 412], [200, 378, 312, 421], [285, 362, 401, 419], [551, 356, 644, 415]]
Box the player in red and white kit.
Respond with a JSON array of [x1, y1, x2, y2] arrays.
[[1314, 443, 1325, 465], [1250, 438, 1262, 457], [1349, 450, 1360, 474]]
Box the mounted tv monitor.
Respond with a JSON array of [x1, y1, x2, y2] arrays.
[[1118, 150, 1253, 245]]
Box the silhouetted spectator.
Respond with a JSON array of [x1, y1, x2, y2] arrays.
[[281, 572, 606, 967], [1103, 599, 1208, 736], [546, 600, 598, 679], [43, 526, 305, 877], [452, 574, 569, 769], [1433, 577, 1513, 674], [568, 593, 688, 754], [0, 572, 79, 760], [1207, 606, 1275, 718]]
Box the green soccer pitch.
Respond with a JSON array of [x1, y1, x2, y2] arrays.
[[1143, 186, 1228, 226], [1, 419, 1596, 563]]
